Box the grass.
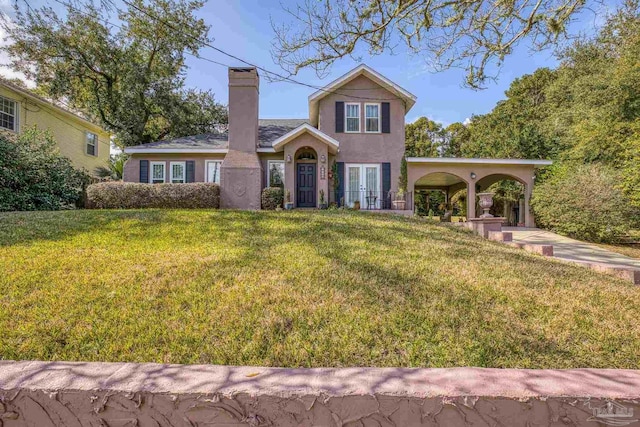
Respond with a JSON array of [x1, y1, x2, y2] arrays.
[[595, 230, 640, 260], [1, 209, 640, 369]]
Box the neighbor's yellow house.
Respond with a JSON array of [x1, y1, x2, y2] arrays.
[[0, 79, 110, 175]]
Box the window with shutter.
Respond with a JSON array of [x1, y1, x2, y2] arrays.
[[365, 103, 380, 133], [150, 161, 165, 184], [345, 103, 360, 132]]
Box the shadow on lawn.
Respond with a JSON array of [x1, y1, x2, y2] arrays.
[[162, 211, 590, 367], [0, 209, 173, 247], [1, 209, 631, 368]]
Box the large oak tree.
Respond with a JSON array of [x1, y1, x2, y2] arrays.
[[2, 0, 227, 147]]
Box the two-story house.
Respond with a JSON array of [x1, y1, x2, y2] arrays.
[[122, 65, 416, 209], [0, 79, 110, 175]]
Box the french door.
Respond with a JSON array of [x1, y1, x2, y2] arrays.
[[345, 163, 381, 209]]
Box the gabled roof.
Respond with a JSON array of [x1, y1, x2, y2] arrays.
[[308, 64, 417, 126], [271, 123, 339, 154], [123, 119, 309, 154]]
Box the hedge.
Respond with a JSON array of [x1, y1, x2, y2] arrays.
[[531, 163, 635, 243], [86, 182, 220, 209], [261, 187, 284, 210], [0, 127, 89, 211]]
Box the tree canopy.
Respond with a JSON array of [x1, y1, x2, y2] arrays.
[[2, 0, 227, 148], [406, 2, 640, 231], [272, 0, 593, 88]]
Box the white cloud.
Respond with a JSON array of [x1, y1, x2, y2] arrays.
[[463, 117, 472, 126]]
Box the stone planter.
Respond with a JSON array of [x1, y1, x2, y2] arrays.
[[478, 192, 495, 218], [391, 200, 406, 210]]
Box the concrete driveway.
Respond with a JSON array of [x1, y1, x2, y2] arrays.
[[503, 227, 640, 270]]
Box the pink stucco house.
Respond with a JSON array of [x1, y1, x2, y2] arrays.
[[123, 65, 416, 209]]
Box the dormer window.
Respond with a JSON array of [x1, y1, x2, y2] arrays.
[[365, 103, 380, 133], [345, 103, 360, 133]]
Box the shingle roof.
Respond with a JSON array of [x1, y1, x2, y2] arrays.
[[257, 119, 309, 147], [126, 119, 310, 151], [127, 133, 229, 150]]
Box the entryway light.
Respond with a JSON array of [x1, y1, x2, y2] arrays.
[[470, 172, 476, 180], [320, 154, 326, 163], [286, 154, 292, 163]]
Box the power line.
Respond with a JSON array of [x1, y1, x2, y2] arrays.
[[117, 0, 404, 101], [23, 0, 406, 103]]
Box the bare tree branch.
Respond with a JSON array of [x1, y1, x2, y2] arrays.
[[271, 0, 600, 88]]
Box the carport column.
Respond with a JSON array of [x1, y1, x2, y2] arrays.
[[407, 179, 415, 214], [467, 181, 476, 221], [524, 181, 534, 228]]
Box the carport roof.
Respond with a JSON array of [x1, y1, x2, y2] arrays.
[[407, 157, 552, 166]]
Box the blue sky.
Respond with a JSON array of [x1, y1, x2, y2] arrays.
[[1, 0, 618, 126]]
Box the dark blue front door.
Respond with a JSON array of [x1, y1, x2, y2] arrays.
[[297, 164, 316, 207]]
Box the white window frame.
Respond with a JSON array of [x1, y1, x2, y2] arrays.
[[205, 160, 222, 184], [86, 131, 98, 156], [150, 161, 166, 184], [344, 163, 382, 209], [0, 95, 18, 132], [170, 161, 186, 184], [364, 103, 381, 133], [345, 102, 360, 133], [266, 160, 285, 187]]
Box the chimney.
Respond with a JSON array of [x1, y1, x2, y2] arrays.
[[227, 67, 259, 152], [220, 67, 263, 209]]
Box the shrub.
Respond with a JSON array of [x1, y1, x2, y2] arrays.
[[86, 182, 220, 209], [531, 163, 636, 243], [261, 187, 284, 210], [0, 127, 90, 211]]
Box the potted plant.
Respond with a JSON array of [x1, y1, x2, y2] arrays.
[[391, 188, 406, 210], [319, 189, 328, 209], [353, 200, 360, 210], [284, 189, 294, 210]]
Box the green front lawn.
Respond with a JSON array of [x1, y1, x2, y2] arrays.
[[1, 210, 639, 368]]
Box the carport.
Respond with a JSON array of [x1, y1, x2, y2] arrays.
[[406, 158, 552, 227]]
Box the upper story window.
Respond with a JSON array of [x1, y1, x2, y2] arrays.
[[345, 103, 360, 133], [0, 96, 17, 131], [365, 103, 380, 133], [170, 161, 186, 183], [150, 161, 165, 184], [267, 160, 285, 187], [205, 160, 222, 184], [86, 132, 97, 156]]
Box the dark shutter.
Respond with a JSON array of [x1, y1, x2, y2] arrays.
[[337, 162, 345, 206], [382, 162, 391, 209], [186, 160, 195, 183], [381, 102, 391, 133], [139, 160, 149, 183], [335, 101, 344, 133]]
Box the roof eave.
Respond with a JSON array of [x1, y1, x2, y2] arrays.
[[406, 157, 553, 167], [124, 147, 229, 154], [0, 81, 109, 135], [307, 64, 417, 126], [271, 123, 339, 154]]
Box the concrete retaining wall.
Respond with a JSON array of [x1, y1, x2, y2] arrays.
[[1, 361, 640, 426]]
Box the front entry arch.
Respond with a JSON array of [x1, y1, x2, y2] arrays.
[[295, 147, 318, 208]]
